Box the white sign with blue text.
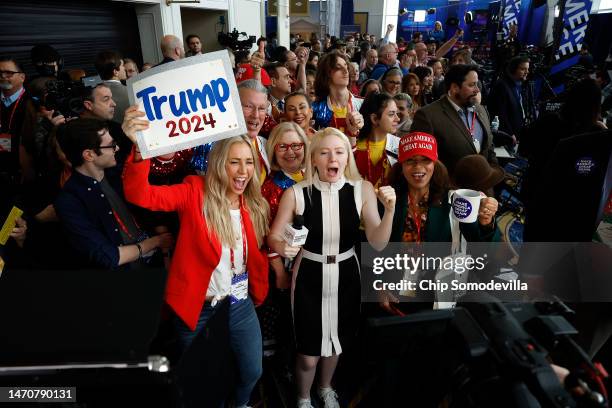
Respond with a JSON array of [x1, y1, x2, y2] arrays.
[[127, 51, 246, 159]]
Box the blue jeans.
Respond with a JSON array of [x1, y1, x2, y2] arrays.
[[176, 297, 263, 407]]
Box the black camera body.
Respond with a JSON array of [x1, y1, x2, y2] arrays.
[[43, 79, 89, 118], [217, 28, 256, 52]]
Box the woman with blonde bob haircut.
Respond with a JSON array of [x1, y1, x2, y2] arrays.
[[268, 127, 396, 408], [122, 106, 269, 408], [262, 121, 310, 289]]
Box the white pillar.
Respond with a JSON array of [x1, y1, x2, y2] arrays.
[[382, 0, 399, 42], [261, 0, 267, 39], [228, 0, 264, 52], [277, 0, 290, 48], [327, 0, 341, 37]]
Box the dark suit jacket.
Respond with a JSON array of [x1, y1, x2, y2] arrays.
[[410, 95, 497, 175], [487, 74, 524, 138], [104, 81, 129, 125], [526, 129, 612, 242]]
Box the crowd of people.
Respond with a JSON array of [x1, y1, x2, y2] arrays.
[[1, 25, 611, 408]]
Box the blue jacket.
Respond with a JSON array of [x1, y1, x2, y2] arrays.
[[55, 170, 126, 269]]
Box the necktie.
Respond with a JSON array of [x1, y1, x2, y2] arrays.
[[277, 100, 284, 111]]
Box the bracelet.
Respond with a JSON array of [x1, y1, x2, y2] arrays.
[[136, 243, 143, 259]]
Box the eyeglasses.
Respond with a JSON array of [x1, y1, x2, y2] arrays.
[[242, 103, 268, 115], [385, 80, 401, 86], [0, 70, 23, 78], [98, 141, 118, 150], [275, 142, 304, 153]]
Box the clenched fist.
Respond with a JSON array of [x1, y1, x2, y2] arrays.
[[376, 185, 396, 211]]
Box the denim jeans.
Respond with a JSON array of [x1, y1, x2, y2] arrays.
[[176, 296, 263, 407]]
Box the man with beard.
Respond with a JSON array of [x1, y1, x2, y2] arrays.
[[0, 57, 37, 190], [410, 64, 497, 176]]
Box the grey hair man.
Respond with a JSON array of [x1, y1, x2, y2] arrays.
[[237, 79, 270, 180]]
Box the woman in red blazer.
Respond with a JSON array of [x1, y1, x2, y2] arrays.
[[122, 107, 270, 408]]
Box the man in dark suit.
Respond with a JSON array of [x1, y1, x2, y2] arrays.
[[410, 64, 497, 175], [488, 56, 530, 142], [156, 35, 185, 66], [94, 51, 129, 124]]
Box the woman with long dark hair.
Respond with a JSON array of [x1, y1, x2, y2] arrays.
[[355, 92, 400, 188]]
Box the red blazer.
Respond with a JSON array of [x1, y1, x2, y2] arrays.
[[122, 151, 269, 331]]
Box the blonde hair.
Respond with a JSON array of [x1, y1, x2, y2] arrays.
[[203, 135, 270, 247], [305, 128, 361, 193], [266, 122, 309, 172]]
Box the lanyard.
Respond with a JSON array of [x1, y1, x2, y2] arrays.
[[1, 89, 25, 131], [230, 204, 248, 273], [463, 109, 477, 136], [366, 138, 389, 188], [252, 137, 267, 177]]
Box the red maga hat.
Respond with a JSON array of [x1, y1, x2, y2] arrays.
[[399, 132, 438, 163]]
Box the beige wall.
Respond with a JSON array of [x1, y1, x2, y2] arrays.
[[181, 8, 227, 53]]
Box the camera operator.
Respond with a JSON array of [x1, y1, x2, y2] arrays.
[[80, 83, 131, 168], [494, 23, 522, 74], [30, 44, 61, 80]]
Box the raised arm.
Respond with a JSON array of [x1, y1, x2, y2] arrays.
[[361, 181, 396, 250], [436, 29, 463, 59], [121, 106, 192, 212]]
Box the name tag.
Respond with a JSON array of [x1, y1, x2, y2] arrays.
[[230, 272, 248, 304], [0, 133, 11, 152]]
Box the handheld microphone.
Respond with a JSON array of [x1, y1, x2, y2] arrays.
[[283, 214, 309, 247]]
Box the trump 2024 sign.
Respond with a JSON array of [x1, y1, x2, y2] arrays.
[[127, 50, 246, 159]]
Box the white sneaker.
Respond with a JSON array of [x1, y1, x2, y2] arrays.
[[318, 387, 340, 408], [297, 398, 314, 408]]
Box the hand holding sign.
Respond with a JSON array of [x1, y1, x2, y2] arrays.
[[126, 51, 246, 159], [122, 105, 149, 146]]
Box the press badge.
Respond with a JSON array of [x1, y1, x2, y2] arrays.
[[0, 133, 11, 152], [230, 272, 248, 304]]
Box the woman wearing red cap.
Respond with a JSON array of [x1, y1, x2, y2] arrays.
[[382, 132, 500, 312]]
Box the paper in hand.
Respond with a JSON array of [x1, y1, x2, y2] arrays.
[[0, 206, 23, 246]]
